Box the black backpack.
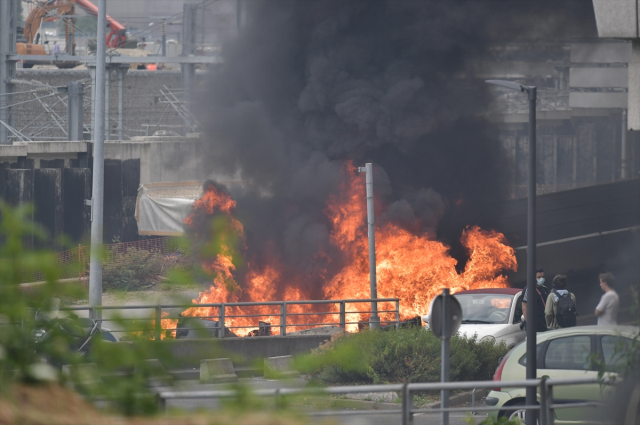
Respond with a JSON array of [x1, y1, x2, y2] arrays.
[[556, 293, 577, 328]]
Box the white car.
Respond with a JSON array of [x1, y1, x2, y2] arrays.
[[423, 288, 525, 348]]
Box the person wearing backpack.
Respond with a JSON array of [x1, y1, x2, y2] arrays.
[[545, 274, 577, 329]]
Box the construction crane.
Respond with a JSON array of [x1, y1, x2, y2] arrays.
[[17, 0, 127, 68]]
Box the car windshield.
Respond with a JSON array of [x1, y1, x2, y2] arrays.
[[455, 293, 513, 324]]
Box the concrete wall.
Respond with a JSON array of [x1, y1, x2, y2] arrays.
[[126, 335, 333, 369], [0, 138, 208, 243]]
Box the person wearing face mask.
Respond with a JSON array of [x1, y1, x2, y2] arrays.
[[521, 267, 550, 332]]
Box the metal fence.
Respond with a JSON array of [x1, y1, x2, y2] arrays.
[[62, 297, 401, 338], [157, 377, 607, 425], [12, 236, 179, 284]]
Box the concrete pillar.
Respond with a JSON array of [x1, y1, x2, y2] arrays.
[[67, 82, 84, 141]]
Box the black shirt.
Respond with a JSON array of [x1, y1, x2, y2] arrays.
[[522, 285, 550, 332]]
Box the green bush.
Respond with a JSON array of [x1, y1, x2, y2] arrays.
[[300, 326, 509, 385], [102, 247, 163, 291]]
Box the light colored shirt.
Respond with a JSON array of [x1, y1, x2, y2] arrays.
[[53, 44, 60, 54], [596, 290, 619, 325]]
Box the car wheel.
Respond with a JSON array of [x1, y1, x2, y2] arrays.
[[503, 401, 538, 425]]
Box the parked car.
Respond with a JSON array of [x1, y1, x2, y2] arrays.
[[487, 325, 639, 424], [423, 288, 525, 348]]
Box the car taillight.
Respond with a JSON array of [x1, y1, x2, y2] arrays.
[[492, 352, 510, 391]]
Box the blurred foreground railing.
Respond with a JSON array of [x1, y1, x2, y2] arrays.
[[157, 377, 608, 425], [62, 298, 401, 338]]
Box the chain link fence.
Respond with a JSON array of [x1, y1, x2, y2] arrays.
[[9, 236, 181, 284]]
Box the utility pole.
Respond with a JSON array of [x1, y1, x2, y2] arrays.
[[358, 163, 380, 329], [486, 80, 538, 425], [0, 0, 18, 144], [89, 0, 108, 323]]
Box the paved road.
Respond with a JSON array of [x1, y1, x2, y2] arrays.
[[154, 377, 489, 425]]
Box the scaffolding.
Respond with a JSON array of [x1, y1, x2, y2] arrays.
[[0, 0, 218, 144]]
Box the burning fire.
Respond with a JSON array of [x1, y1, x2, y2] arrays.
[[175, 163, 517, 336]]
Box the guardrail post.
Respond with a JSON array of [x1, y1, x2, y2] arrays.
[[339, 301, 346, 330], [157, 393, 166, 412], [218, 304, 225, 338], [402, 383, 413, 425], [541, 378, 553, 425], [396, 299, 400, 329], [471, 387, 477, 415], [280, 302, 287, 336], [154, 305, 162, 341]]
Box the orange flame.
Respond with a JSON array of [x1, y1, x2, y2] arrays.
[[180, 163, 517, 336]]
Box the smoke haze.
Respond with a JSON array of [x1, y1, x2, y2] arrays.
[[195, 0, 593, 294]]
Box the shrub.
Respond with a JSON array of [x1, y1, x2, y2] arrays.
[[102, 247, 163, 291], [300, 326, 509, 385]]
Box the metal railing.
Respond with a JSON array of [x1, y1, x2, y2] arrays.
[[61, 298, 401, 339], [157, 377, 608, 425]]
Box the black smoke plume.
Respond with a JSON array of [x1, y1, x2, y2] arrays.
[[195, 0, 595, 295]]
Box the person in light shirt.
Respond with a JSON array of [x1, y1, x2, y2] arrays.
[[595, 272, 619, 326], [53, 41, 60, 55]]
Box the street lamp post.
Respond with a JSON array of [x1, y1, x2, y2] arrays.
[[358, 163, 380, 329], [486, 80, 537, 425]]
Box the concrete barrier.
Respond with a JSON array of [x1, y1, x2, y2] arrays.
[[136, 359, 173, 387], [62, 363, 102, 389], [200, 358, 239, 384], [150, 334, 332, 369], [264, 355, 300, 379]]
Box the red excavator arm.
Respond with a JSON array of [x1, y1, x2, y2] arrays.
[[75, 0, 127, 47]]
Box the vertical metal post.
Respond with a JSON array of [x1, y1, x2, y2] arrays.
[[161, 19, 166, 57], [89, 65, 96, 139], [441, 288, 450, 425], [339, 301, 346, 330], [622, 109, 628, 180], [358, 163, 379, 329], [89, 0, 108, 323], [104, 67, 110, 140], [118, 68, 125, 140], [67, 82, 84, 141], [280, 302, 287, 336], [181, 3, 196, 133], [402, 383, 413, 425], [539, 378, 549, 425], [525, 86, 538, 425], [0, 0, 17, 144], [154, 305, 162, 341], [471, 388, 477, 415], [396, 300, 400, 329], [546, 382, 554, 425], [218, 304, 225, 338]]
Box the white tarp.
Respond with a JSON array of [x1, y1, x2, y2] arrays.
[[135, 183, 201, 236]]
